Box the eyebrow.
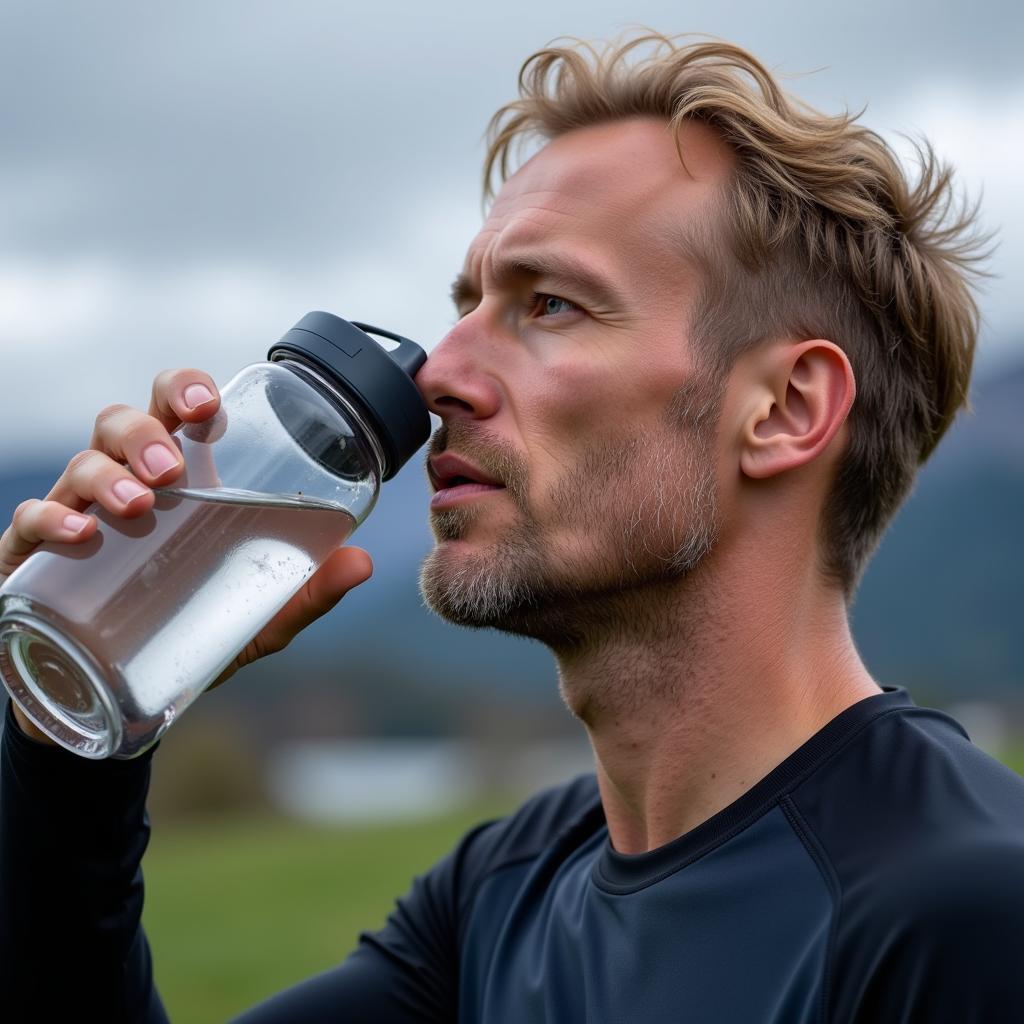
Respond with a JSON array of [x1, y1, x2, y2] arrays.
[[450, 252, 624, 313], [450, 272, 478, 310]]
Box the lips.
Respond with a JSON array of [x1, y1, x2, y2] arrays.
[[428, 452, 505, 509]]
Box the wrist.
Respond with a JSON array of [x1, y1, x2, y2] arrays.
[[9, 702, 57, 746]]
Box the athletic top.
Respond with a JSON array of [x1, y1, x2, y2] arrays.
[[3, 687, 1024, 1022]]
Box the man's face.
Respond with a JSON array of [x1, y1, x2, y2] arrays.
[[416, 117, 734, 646]]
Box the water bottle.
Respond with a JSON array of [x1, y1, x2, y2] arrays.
[[0, 312, 430, 759]]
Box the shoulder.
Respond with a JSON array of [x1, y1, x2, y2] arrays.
[[793, 700, 1024, 917], [792, 702, 1024, 1021], [355, 774, 602, 977], [452, 772, 603, 902], [392, 773, 602, 931], [791, 703, 1024, 868], [846, 830, 1024, 936], [828, 834, 1024, 1021]]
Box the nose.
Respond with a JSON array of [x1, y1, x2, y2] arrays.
[[415, 320, 501, 423]]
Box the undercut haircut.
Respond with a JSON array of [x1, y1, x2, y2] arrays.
[[484, 33, 989, 595]]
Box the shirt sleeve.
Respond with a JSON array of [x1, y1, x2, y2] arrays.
[[0, 699, 169, 1023], [1, 699, 472, 1023], [831, 837, 1024, 1024]]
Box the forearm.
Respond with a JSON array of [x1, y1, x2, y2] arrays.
[[0, 700, 168, 1022]]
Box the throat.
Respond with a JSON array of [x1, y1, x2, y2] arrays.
[[558, 601, 881, 855]]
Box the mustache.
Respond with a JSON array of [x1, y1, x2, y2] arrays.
[[426, 422, 529, 507]]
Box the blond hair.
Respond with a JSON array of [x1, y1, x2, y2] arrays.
[[484, 34, 989, 594]]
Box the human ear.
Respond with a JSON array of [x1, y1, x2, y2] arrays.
[[739, 340, 856, 481]]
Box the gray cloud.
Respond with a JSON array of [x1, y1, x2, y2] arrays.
[[1, 0, 1021, 465]]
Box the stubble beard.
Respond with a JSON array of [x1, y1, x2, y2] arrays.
[[418, 374, 723, 652]]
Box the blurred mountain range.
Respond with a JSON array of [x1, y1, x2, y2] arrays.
[[852, 359, 1024, 701], [1, 357, 1021, 735]]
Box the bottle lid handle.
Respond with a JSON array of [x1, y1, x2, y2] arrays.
[[352, 322, 427, 378]]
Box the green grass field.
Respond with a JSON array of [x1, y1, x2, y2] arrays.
[[143, 804, 513, 1022]]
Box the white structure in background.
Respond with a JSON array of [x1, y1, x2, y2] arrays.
[[269, 740, 478, 823], [268, 737, 594, 824]]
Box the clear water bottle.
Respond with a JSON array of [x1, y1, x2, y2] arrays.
[[0, 312, 430, 759]]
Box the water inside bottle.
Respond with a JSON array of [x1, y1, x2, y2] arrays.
[[0, 488, 356, 739]]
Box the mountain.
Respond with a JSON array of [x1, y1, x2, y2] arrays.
[[0, 356, 1021, 732], [853, 359, 1024, 699]]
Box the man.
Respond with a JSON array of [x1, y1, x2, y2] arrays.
[[3, 33, 1022, 1023]]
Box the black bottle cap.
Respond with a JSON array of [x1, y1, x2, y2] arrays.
[[267, 312, 431, 482]]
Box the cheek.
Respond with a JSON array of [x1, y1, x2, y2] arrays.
[[523, 347, 687, 448], [514, 380, 635, 520], [511, 360, 621, 491], [507, 332, 697, 505]]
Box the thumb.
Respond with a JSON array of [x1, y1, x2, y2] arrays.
[[302, 546, 374, 621], [210, 546, 374, 688], [267, 545, 373, 646]]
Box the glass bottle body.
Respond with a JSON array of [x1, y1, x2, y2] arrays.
[[0, 359, 382, 758]]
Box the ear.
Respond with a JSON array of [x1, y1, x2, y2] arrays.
[[739, 340, 856, 481]]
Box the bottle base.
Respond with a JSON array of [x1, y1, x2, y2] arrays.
[[0, 603, 119, 759]]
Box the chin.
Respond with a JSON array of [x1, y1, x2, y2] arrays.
[[429, 507, 470, 542], [419, 534, 541, 631]]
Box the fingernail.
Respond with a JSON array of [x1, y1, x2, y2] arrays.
[[63, 513, 91, 534], [142, 443, 180, 477], [113, 477, 150, 505], [184, 383, 215, 409]]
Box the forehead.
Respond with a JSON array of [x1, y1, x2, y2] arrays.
[[465, 117, 733, 283]]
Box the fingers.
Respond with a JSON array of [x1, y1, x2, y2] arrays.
[[79, 371, 221, 491], [45, 449, 157, 515], [10, 498, 95, 547], [0, 499, 98, 576], [82, 369, 219, 490], [148, 368, 220, 432], [0, 446, 158, 575], [86, 404, 185, 489], [0, 368, 220, 581]]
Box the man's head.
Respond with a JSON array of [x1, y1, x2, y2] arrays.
[[416, 34, 984, 643]]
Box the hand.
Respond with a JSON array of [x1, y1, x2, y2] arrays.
[[1, 369, 374, 741]]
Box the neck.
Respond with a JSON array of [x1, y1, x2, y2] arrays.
[[553, 553, 881, 855]]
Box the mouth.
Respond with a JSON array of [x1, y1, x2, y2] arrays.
[[428, 452, 506, 510]]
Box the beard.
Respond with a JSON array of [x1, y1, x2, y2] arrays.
[[418, 372, 723, 651]]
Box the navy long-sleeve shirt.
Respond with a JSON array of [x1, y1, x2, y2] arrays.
[[4, 687, 1024, 1022]]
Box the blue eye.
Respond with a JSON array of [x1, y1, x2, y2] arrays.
[[532, 293, 578, 317]]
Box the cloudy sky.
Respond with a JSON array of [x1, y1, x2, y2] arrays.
[[2, 0, 1021, 467]]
